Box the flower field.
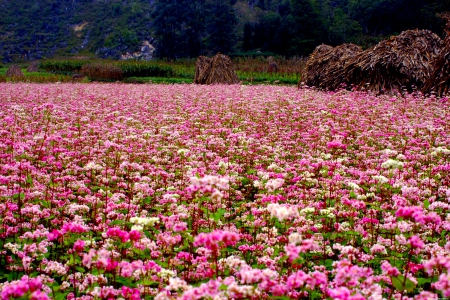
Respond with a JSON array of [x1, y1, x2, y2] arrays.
[[0, 83, 449, 299]]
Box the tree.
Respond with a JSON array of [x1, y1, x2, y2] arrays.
[[288, 0, 327, 55], [328, 7, 362, 45], [152, 0, 205, 59], [204, 0, 237, 54]]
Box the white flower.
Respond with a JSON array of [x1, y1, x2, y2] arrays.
[[177, 149, 190, 155], [431, 146, 450, 156], [265, 178, 284, 192], [347, 182, 361, 190], [130, 217, 159, 226], [381, 159, 404, 169], [373, 175, 389, 184], [300, 207, 315, 214], [288, 232, 302, 244], [267, 204, 298, 222]]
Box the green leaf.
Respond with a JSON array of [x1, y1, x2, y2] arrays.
[[12, 193, 25, 200], [324, 259, 334, 269], [116, 277, 136, 287], [137, 279, 159, 287], [109, 220, 125, 226], [55, 292, 70, 300], [214, 208, 227, 220], [391, 275, 416, 292], [75, 267, 86, 273], [219, 284, 228, 291], [417, 277, 431, 286], [423, 199, 430, 209]]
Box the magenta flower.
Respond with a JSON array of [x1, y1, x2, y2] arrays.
[[409, 235, 424, 249], [194, 230, 240, 252]]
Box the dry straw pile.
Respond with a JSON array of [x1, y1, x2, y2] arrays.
[[423, 12, 450, 97], [6, 65, 24, 78], [194, 54, 239, 85], [344, 29, 443, 94], [302, 26, 449, 95], [303, 43, 362, 90], [27, 62, 39, 72]]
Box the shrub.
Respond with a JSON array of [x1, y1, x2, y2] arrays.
[[81, 63, 123, 81]]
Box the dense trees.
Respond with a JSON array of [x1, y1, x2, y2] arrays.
[[1, 0, 448, 61], [152, 0, 448, 58]]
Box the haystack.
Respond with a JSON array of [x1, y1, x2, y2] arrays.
[[301, 44, 334, 87], [267, 56, 279, 73], [194, 54, 239, 85], [344, 29, 443, 94], [27, 62, 39, 72], [423, 43, 450, 97], [6, 65, 24, 77], [303, 43, 362, 90], [422, 13, 450, 97], [438, 12, 450, 34], [194, 56, 212, 84]]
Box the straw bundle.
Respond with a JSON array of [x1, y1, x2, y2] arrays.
[[27, 62, 39, 72], [301, 44, 334, 87], [267, 56, 279, 73], [194, 56, 212, 84], [422, 12, 450, 97], [309, 43, 362, 90], [344, 29, 443, 94], [6, 65, 24, 77], [423, 40, 450, 97], [194, 54, 239, 85]]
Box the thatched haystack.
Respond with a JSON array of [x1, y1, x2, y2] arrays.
[[301, 44, 334, 87], [194, 56, 212, 84], [438, 12, 450, 34], [423, 38, 450, 97], [6, 65, 24, 78], [303, 43, 362, 90], [344, 29, 443, 94], [27, 61, 39, 72], [194, 54, 239, 84], [267, 56, 279, 73]]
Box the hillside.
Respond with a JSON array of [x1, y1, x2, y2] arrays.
[[0, 0, 448, 62]]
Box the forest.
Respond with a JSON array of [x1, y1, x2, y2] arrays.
[[0, 0, 449, 61]]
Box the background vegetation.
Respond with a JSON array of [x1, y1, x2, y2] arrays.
[[0, 0, 449, 62], [0, 57, 305, 85]]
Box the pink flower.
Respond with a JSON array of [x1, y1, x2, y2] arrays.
[[433, 272, 450, 297], [47, 229, 62, 241], [129, 230, 141, 241], [73, 240, 85, 252], [194, 230, 240, 252], [106, 227, 130, 243], [328, 287, 365, 300], [409, 235, 424, 249]]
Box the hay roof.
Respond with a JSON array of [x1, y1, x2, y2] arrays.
[[423, 38, 450, 97], [302, 44, 334, 87], [344, 29, 443, 94], [6, 65, 24, 78], [307, 43, 362, 90], [194, 54, 239, 85], [27, 62, 39, 72], [194, 56, 212, 84]]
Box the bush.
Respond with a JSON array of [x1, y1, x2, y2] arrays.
[[118, 61, 175, 78], [40, 60, 88, 72], [81, 63, 123, 81]]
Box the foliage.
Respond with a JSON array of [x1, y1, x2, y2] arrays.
[[1, 0, 449, 61]]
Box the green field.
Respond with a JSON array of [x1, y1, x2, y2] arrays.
[[0, 58, 303, 85]]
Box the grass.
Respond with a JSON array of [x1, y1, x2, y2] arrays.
[[1, 57, 305, 85]]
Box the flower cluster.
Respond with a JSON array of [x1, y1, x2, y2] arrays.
[[0, 83, 449, 298]]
